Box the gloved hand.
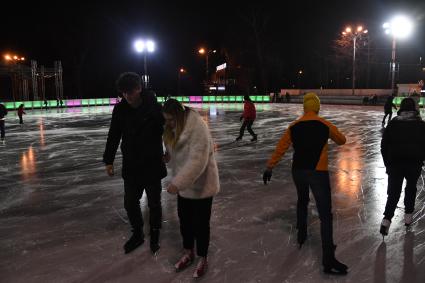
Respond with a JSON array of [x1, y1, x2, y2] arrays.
[[239, 116, 243, 122], [263, 169, 272, 184]]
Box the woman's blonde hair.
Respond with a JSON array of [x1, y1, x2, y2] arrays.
[[163, 99, 188, 148]]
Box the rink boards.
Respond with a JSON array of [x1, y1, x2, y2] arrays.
[[1, 95, 271, 110]]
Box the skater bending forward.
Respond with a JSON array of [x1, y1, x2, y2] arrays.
[[263, 92, 348, 275], [163, 99, 220, 279], [380, 97, 425, 237]]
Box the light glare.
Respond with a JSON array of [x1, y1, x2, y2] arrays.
[[134, 40, 145, 53], [146, 40, 155, 52]]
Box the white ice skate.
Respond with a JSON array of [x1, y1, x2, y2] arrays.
[[404, 213, 413, 227]]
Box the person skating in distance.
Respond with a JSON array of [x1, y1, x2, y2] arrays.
[[382, 95, 397, 127], [263, 92, 348, 275], [0, 103, 8, 145], [236, 95, 257, 142]]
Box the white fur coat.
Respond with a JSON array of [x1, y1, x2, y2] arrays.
[[166, 109, 220, 199]]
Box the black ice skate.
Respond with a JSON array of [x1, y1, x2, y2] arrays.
[[251, 134, 257, 142], [124, 232, 144, 254], [150, 229, 160, 254], [297, 227, 307, 249], [322, 245, 348, 275], [380, 219, 391, 240]]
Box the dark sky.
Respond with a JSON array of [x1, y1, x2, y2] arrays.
[[1, 0, 424, 98]]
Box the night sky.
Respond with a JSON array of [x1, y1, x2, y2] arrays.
[[1, 0, 424, 99]]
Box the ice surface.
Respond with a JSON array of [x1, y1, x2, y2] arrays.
[[1, 104, 424, 282]]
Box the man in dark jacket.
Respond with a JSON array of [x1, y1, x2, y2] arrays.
[[0, 103, 8, 144], [103, 72, 167, 254], [380, 97, 425, 237], [382, 95, 397, 127]]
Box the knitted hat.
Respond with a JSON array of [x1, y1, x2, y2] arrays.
[[397, 97, 418, 115], [303, 92, 320, 113]]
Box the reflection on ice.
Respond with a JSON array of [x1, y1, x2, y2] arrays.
[[20, 146, 36, 181]]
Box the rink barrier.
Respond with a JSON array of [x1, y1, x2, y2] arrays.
[[1, 96, 271, 110]]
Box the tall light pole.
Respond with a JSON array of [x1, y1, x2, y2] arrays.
[[342, 25, 368, 95], [134, 39, 155, 88], [178, 68, 186, 96], [383, 15, 413, 95], [198, 47, 216, 84], [297, 70, 303, 94]]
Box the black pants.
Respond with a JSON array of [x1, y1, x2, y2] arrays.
[[383, 166, 422, 220], [178, 195, 213, 257], [292, 170, 334, 248], [382, 112, 392, 124], [123, 178, 162, 236], [19, 115, 23, 124], [238, 120, 256, 138], [0, 120, 4, 139]]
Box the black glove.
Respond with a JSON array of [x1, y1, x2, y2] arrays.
[[239, 116, 243, 122], [263, 169, 272, 184]]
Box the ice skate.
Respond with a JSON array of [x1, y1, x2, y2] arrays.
[[404, 213, 413, 227], [380, 219, 391, 239], [297, 227, 307, 249], [175, 250, 194, 272], [322, 246, 348, 275], [150, 228, 160, 254], [124, 232, 144, 254], [193, 257, 208, 278]]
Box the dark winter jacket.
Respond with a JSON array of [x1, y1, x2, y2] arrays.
[[381, 111, 425, 168], [103, 91, 167, 182], [0, 104, 7, 119], [384, 96, 397, 113], [242, 100, 256, 120]]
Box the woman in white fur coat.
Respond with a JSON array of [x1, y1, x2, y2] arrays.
[[162, 99, 219, 279]]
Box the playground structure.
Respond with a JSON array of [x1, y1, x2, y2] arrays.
[[0, 60, 63, 103]]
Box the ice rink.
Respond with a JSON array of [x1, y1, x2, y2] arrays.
[[1, 103, 425, 282]]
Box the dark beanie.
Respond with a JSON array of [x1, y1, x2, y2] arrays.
[[397, 97, 417, 115]]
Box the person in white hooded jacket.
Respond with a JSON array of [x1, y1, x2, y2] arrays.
[[162, 99, 219, 279]]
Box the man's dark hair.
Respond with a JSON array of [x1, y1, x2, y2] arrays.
[[116, 72, 142, 94]]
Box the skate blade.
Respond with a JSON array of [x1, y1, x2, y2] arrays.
[[323, 268, 348, 275]]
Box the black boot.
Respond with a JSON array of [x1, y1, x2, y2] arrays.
[[150, 228, 160, 254], [124, 231, 144, 254], [297, 227, 307, 248], [322, 245, 348, 275]]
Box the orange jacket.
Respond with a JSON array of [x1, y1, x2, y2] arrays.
[[267, 111, 346, 171]]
